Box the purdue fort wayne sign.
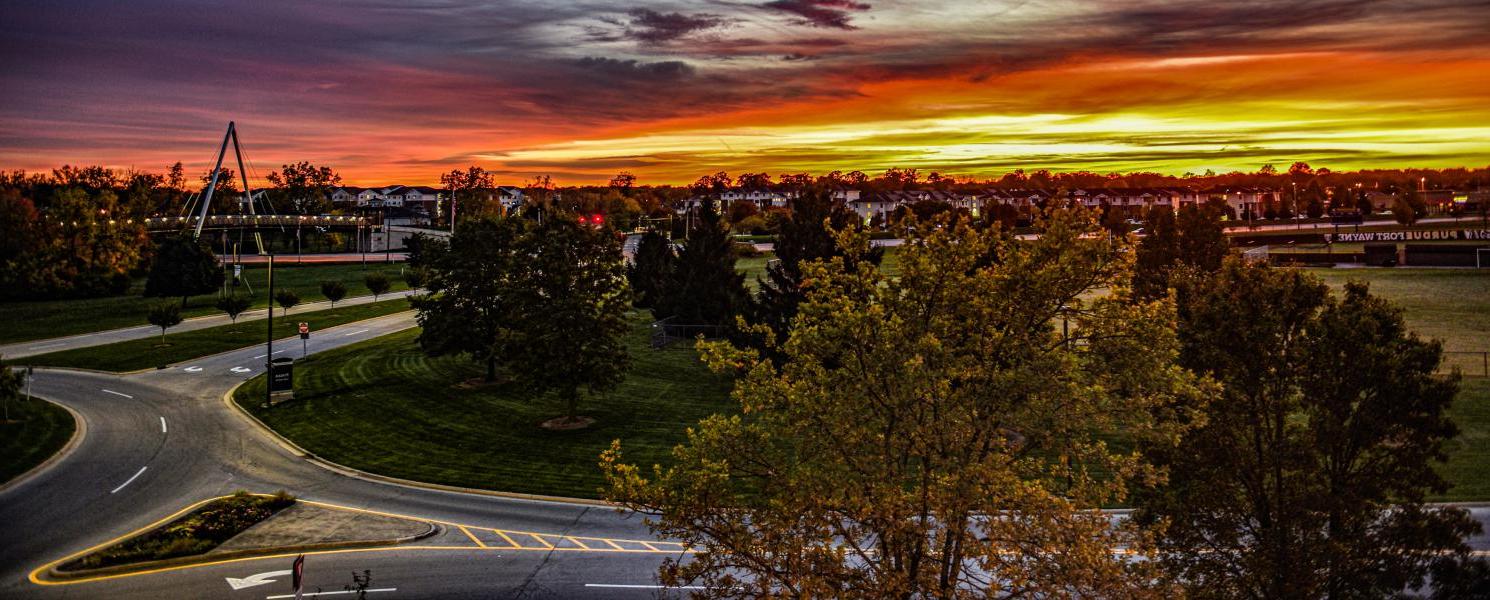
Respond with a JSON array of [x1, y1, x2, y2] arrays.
[[1324, 229, 1490, 243]]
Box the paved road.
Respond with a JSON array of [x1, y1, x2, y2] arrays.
[[0, 290, 419, 360], [4, 311, 1488, 599], [0, 313, 684, 599]]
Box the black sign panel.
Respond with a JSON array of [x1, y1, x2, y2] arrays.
[[269, 358, 294, 393]]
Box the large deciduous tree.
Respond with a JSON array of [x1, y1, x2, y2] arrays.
[[144, 234, 223, 306], [1135, 260, 1480, 599], [507, 215, 630, 422], [265, 161, 341, 215], [440, 166, 495, 224], [604, 210, 1207, 598], [409, 220, 526, 383]]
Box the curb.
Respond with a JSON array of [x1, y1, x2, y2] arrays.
[[42, 499, 441, 582], [221, 383, 613, 508], [0, 395, 87, 494]]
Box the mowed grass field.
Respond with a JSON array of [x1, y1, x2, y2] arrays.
[[235, 316, 734, 499], [26, 299, 411, 372], [0, 396, 75, 484], [0, 263, 411, 345], [1304, 267, 1490, 501]]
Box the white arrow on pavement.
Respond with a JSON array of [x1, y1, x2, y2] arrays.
[[230, 367, 252, 373], [183, 366, 203, 373], [226, 569, 292, 590]]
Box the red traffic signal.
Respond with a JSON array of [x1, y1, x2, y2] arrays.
[[587, 213, 605, 226]]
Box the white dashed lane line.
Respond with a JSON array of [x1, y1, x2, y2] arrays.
[[110, 467, 147, 494], [160, 417, 167, 434], [101, 389, 133, 399]]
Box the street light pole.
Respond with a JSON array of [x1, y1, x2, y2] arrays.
[[265, 254, 274, 409]]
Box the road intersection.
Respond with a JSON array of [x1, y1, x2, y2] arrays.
[[0, 313, 688, 599], [4, 309, 1489, 598]]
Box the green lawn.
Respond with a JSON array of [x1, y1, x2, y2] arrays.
[[25, 299, 411, 372], [234, 315, 734, 499], [0, 263, 412, 345], [0, 395, 75, 484], [1439, 378, 1490, 502]]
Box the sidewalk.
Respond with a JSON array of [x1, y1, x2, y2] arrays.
[[0, 289, 419, 360]]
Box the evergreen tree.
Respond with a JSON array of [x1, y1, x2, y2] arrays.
[[752, 188, 880, 344], [626, 230, 674, 309], [653, 202, 747, 332], [1132, 206, 1179, 301], [1132, 202, 1228, 301], [144, 234, 223, 306], [1136, 261, 1480, 598]]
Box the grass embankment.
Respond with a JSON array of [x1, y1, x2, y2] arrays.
[[0, 263, 411, 345], [236, 316, 734, 499], [1305, 268, 1490, 501], [26, 299, 411, 372], [63, 491, 294, 571], [0, 396, 75, 484]]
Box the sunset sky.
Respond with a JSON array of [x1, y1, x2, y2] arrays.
[[2, 0, 1489, 186]]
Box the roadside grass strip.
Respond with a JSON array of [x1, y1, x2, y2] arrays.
[[31, 496, 691, 586], [0, 263, 412, 345], [24, 299, 411, 372]]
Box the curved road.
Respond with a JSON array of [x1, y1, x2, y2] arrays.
[[0, 313, 683, 599], [4, 312, 1488, 598]]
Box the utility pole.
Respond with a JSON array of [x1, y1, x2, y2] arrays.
[[265, 254, 274, 409]]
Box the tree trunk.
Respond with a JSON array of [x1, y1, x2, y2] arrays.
[[565, 388, 578, 420], [485, 356, 496, 383]]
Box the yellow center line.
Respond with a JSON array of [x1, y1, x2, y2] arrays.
[[638, 541, 660, 552], [602, 539, 625, 550], [456, 525, 486, 548], [527, 533, 555, 549], [567, 537, 590, 550]]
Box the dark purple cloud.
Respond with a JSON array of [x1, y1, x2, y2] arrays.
[[763, 0, 871, 29], [623, 8, 729, 43]]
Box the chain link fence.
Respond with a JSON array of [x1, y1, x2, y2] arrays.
[[1440, 351, 1489, 377]]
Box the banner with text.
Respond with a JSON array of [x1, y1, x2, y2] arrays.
[[1324, 229, 1490, 243]]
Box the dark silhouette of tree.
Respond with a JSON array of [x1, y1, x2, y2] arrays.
[[320, 281, 347, 307], [1131, 202, 1227, 301], [627, 230, 674, 309], [653, 202, 747, 332], [1136, 261, 1480, 599], [409, 218, 525, 382], [507, 213, 630, 422], [273, 289, 300, 316], [144, 235, 223, 307], [215, 294, 251, 324], [441, 166, 495, 223], [147, 301, 182, 345], [265, 161, 341, 215], [364, 272, 390, 301], [752, 188, 880, 347]]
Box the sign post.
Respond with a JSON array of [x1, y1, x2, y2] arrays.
[[298, 322, 309, 358], [292, 554, 304, 600]]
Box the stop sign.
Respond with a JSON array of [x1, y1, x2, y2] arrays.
[[298, 322, 309, 338]]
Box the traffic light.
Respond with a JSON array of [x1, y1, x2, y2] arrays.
[[587, 213, 605, 226]]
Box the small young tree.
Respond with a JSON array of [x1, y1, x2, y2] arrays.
[[402, 267, 427, 289], [273, 289, 300, 316], [146, 301, 183, 345], [364, 272, 391, 301], [319, 281, 347, 307], [215, 295, 251, 324], [144, 235, 223, 307], [626, 230, 674, 309], [0, 354, 23, 422]]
